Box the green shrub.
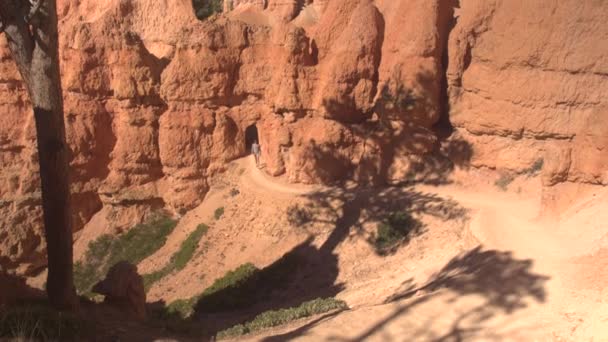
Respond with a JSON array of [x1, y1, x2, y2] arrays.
[[164, 251, 303, 318], [165, 263, 259, 318], [374, 211, 418, 254], [527, 158, 544, 175], [200, 263, 257, 297], [494, 173, 515, 191], [165, 297, 199, 319], [216, 298, 348, 339], [192, 0, 223, 20], [143, 224, 209, 291], [74, 216, 178, 296], [0, 305, 87, 341], [214, 207, 225, 220]]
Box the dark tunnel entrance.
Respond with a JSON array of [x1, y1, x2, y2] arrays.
[[245, 124, 259, 153]]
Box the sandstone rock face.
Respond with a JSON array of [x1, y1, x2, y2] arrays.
[[0, 0, 606, 274], [93, 261, 146, 320], [447, 0, 608, 212]]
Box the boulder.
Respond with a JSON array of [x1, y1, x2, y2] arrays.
[[93, 262, 146, 320]]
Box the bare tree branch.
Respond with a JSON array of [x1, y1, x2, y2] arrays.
[[0, 1, 36, 94], [26, 0, 45, 23], [0, 7, 5, 33]]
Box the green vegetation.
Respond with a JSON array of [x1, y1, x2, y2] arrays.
[[143, 224, 209, 291], [192, 0, 223, 20], [163, 249, 302, 321], [527, 158, 544, 175], [0, 304, 87, 341], [166, 263, 259, 318], [216, 298, 348, 339], [494, 173, 515, 191], [214, 207, 225, 220], [74, 216, 178, 296], [374, 211, 419, 254]]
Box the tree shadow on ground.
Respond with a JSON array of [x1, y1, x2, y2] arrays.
[[294, 184, 469, 256], [190, 237, 345, 334], [142, 70, 475, 338], [0, 273, 45, 307], [261, 246, 549, 342], [145, 182, 468, 338]]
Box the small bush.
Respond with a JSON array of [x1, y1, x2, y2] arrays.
[[214, 207, 225, 220], [229, 188, 240, 197], [0, 305, 87, 341], [527, 158, 544, 175], [143, 224, 209, 291], [374, 211, 419, 254], [165, 297, 198, 320], [166, 263, 260, 318], [173, 224, 208, 269], [287, 204, 313, 227], [216, 298, 348, 339], [192, 0, 223, 20], [494, 173, 514, 191], [74, 216, 178, 296]]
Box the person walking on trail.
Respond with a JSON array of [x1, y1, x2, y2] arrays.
[[251, 140, 261, 167]]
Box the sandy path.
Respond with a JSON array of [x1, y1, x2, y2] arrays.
[[243, 157, 320, 196], [135, 156, 607, 340], [239, 181, 608, 341]]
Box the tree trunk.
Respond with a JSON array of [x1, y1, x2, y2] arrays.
[[0, 0, 77, 310]]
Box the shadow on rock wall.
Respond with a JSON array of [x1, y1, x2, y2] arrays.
[[317, 71, 473, 187]]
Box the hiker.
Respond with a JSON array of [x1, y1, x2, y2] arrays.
[[251, 140, 261, 167]]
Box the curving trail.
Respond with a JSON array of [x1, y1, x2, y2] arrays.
[[137, 156, 607, 341], [239, 156, 320, 196], [231, 159, 608, 341]]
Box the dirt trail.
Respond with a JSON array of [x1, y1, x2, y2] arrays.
[[137, 156, 607, 340], [242, 157, 320, 196], [233, 161, 607, 340]]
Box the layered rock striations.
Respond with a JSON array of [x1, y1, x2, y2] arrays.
[[447, 0, 608, 211], [0, 0, 606, 274]]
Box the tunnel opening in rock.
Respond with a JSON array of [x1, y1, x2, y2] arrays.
[[245, 124, 259, 153]]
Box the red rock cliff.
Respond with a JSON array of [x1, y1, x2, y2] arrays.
[[0, 0, 606, 275]]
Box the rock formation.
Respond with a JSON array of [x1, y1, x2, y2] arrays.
[[92, 261, 146, 320], [0, 0, 606, 275], [446, 0, 608, 212]]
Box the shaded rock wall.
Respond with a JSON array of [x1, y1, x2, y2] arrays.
[[0, 0, 606, 274]]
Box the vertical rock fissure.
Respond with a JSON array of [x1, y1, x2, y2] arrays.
[[433, 0, 460, 140]]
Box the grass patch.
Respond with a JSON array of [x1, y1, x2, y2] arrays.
[[374, 211, 420, 255], [494, 173, 515, 191], [216, 298, 348, 339], [165, 263, 259, 318], [214, 207, 225, 220], [143, 224, 209, 291], [0, 304, 87, 341], [164, 249, 303, 319], [74, 216, 178, 296]]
